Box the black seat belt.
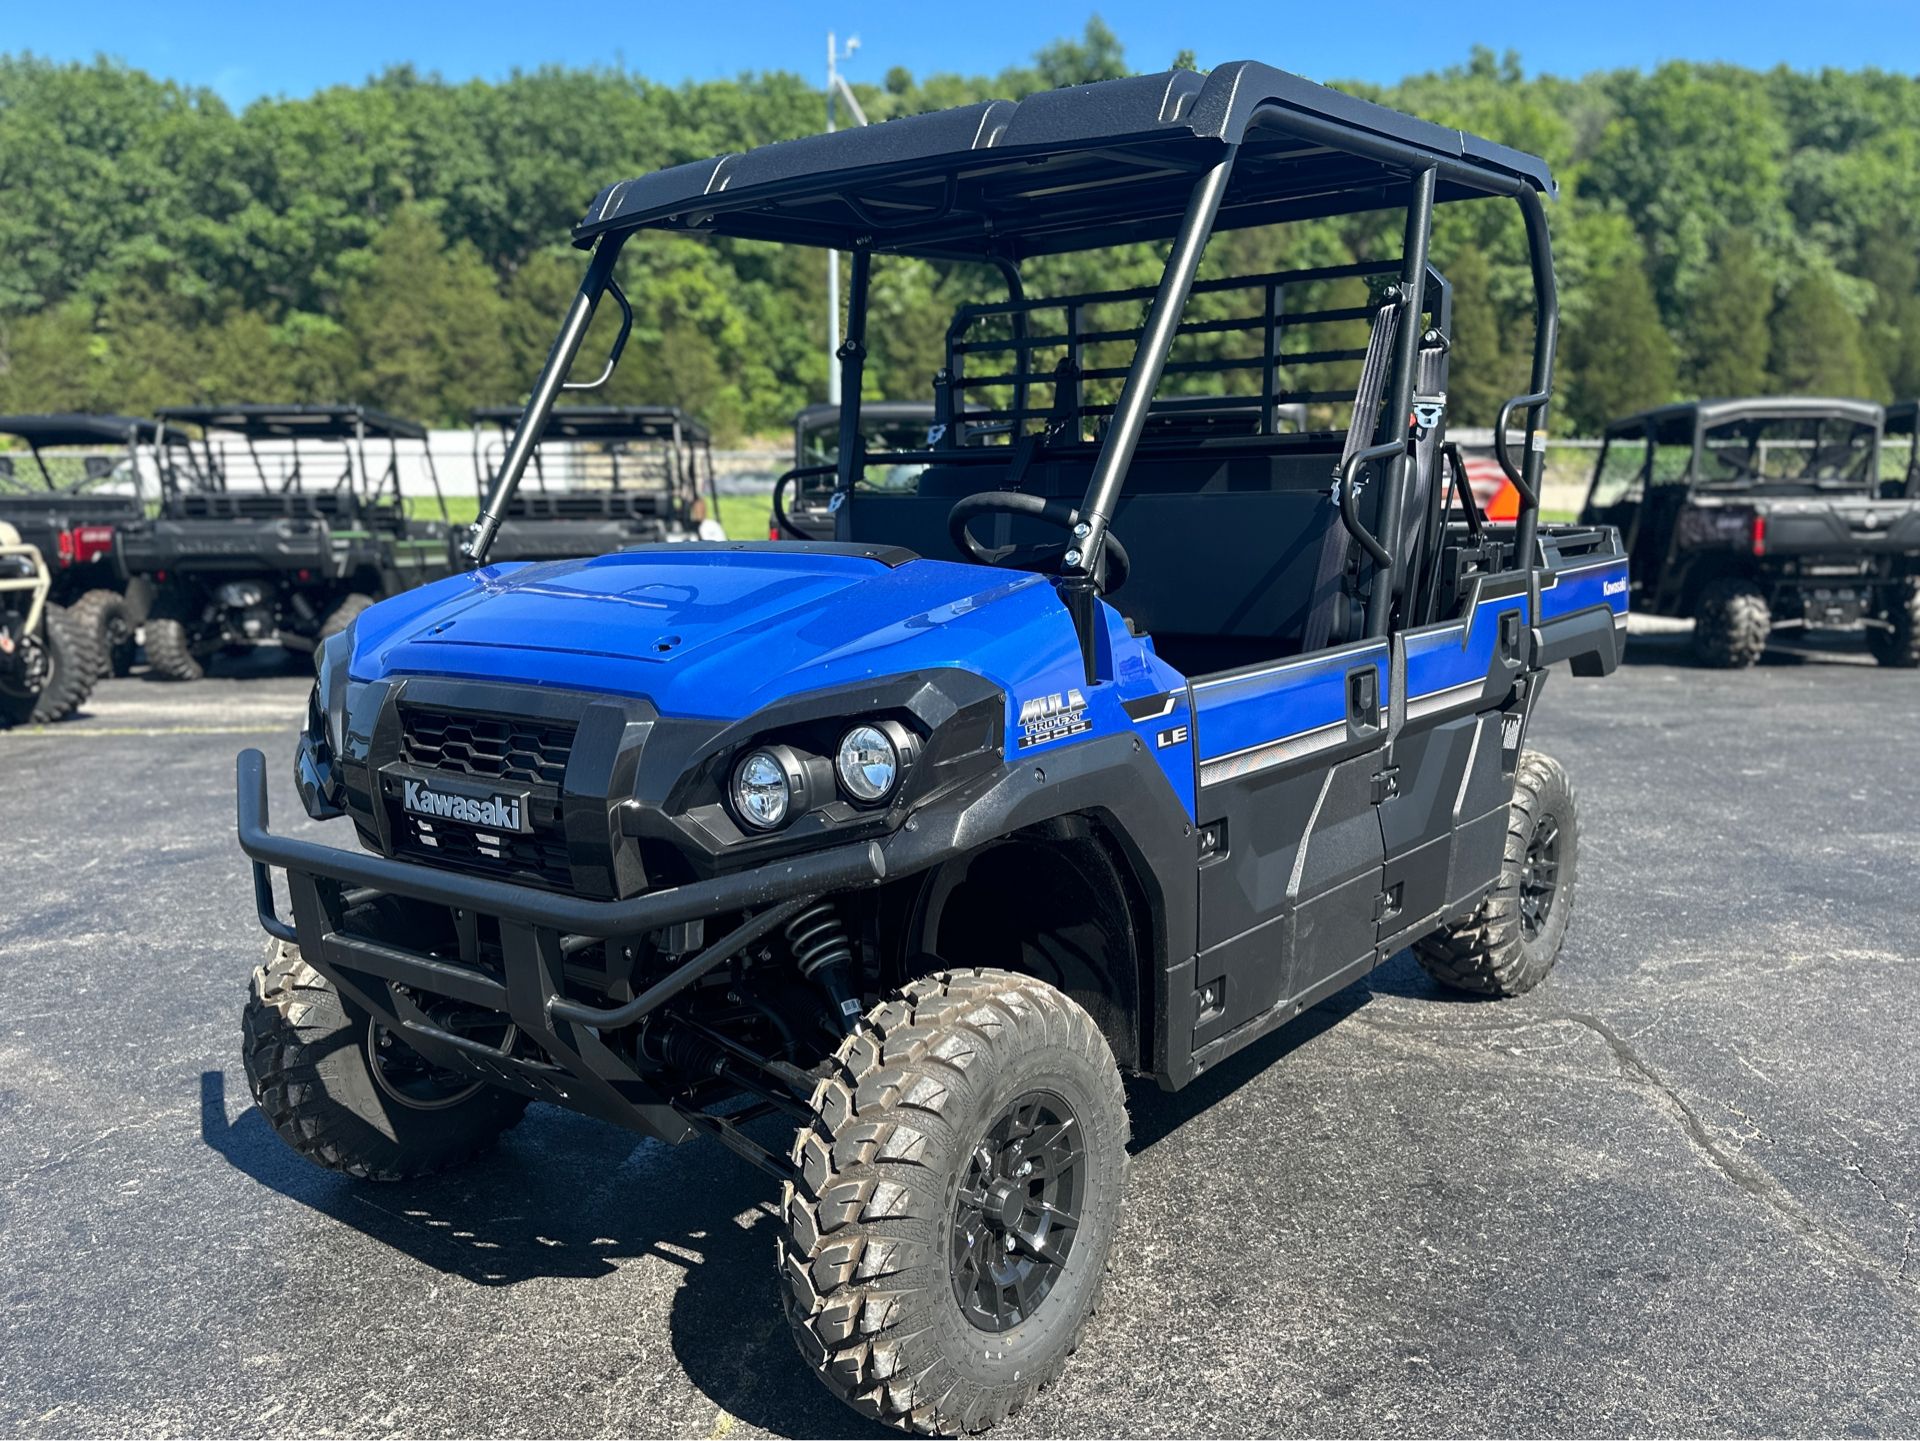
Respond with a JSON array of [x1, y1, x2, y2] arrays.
[[1302, 297, 1402, 653]]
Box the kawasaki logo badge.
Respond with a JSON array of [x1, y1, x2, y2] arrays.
[[1017, 688, 1091, 748], [401, 777, 530, 833]]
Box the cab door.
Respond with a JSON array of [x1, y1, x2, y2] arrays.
[[1186, 638, 1390, 1056]]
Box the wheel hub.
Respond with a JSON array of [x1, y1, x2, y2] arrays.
[[949, 1089, 1086, 1332], [1519, 813, 1561, 940], [366, 1015, 515, 1111]]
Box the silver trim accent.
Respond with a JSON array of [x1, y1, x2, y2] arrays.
[[1199, 718, 1347, 787]]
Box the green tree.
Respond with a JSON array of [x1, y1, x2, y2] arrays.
[[340, 204, 514, 422], [1562, 252, 1677, 430], [1856, 220, 1920, 400], [1769, 272, 1870, 396], [1686, 231, 1773, 397]]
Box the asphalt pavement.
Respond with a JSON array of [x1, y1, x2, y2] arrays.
[[1, 627, 1916, 1438]]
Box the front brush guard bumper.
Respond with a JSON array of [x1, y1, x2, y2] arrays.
[[234, 748, 887, 1142]]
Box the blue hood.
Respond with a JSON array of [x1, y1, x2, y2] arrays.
[[350, 549, 1093, 721]]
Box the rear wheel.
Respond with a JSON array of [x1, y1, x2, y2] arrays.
[[28, 603, 99, 724], [143, 613, 206, 681], [317, 591, 375, 646], [1415, 750, 1578, 997], [1867, 580, 1920, 668], [1692, 578, 1770, 668], [781, 968, 1128, 1436], [71, 588, 136, 677], [241, 939, 529, 1180]]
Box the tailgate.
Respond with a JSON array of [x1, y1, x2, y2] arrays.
[[1536, 523, 1628, 677], [118, 517, 338, 575], [1683, 498, 1920, 557]]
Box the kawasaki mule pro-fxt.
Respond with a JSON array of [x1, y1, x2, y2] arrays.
[[236, 63, 1626, 1436], [121, 404, 459, 679]]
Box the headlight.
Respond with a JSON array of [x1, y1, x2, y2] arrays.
[[837, 724, 899, 803], [731, 746, 796, 830]]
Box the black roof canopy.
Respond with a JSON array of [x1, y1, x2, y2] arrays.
[[1604, 397, 1885, 437], [470, 405, 711, 444], [1888, 400, 1916, 436], [574, 62, 1557, 261], [0, 413, 169, 448], [795, 401, 936, 431], [156, 403, 426, 441]]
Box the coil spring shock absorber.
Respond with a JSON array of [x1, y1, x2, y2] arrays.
[[785, 900, 861, 1033]]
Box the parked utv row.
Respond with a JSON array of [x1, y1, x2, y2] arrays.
[[236, 61, 1631, 1437], [0, 402, 725, 697], [1582, 396, 1920, 667]]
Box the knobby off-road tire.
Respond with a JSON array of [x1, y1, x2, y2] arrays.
[[781, 968, 1129, 1436], [28, 603, 100, 724], [1692, 578, 1770, 668], [1415, 750, 1579, 997], [143, 613, 206, 681], [71, 587, 137, 677], [1867, 580, 1920, 668], [242, 939, 529, 1181], [317, 592, 375, 648]]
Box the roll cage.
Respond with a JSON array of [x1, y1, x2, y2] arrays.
[[0, 413, 168, 501], [474, 60, 1562, 680], [154, 403, 448, 527], [470, 404, 717, 522], [1588, 398, 1888, 507]]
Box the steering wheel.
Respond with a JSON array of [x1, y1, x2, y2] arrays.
[[947, 491, 1131, 592]]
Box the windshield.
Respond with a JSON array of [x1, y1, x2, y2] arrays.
[[1698, 416, 1878, 491], [0, 448, 137, 496]]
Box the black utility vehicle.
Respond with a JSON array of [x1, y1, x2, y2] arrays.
[[236, 64, 1626, 1436], [121, 404, 459, 679], [470, 404, 723, 560], [1582, 397, 1920, 666], [773, 400, 936, 539], [0, 413, 166, 674]]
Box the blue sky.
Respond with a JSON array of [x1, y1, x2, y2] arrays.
[[8, 0, 1917, 104]]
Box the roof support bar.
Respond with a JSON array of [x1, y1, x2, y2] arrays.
[[830, 247, 873, 538], [1066, 145, 1238, 678], [468, 232, 628, 564], [1513, 186, 1556, 604], [1366, 164, 1436, 638]]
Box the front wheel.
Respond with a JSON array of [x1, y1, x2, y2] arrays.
[[71, 588, 137, 677], [1415, 750, 1579, 997], [241, 940, 528, 1180], [781, 968, 1129, 1436], [28, 603, 99, 724]]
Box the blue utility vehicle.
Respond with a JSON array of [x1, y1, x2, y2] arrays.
[[237, 62, 1626, 1435]]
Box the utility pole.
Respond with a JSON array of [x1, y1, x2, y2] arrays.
[[825, 31, 867, 406]]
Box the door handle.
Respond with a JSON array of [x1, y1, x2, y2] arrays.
[[1499, 609, 1523, 662], [1346, 665, 1380, 733]]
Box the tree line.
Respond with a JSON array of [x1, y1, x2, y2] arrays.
[[1, 22, 1917, 439]]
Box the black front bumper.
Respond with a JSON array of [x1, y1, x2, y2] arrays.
[[236, 748, 887, 1141]]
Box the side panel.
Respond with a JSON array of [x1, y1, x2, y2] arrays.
[[1187, 639, 1388, 1051]]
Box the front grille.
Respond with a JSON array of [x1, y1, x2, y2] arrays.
[[400, 707, 575, 787], [397, 814, 574, 891]]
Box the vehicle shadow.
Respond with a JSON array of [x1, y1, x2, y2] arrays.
[[198, 1069, 890, 1439], [1124, 948, 1481, 1153]]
